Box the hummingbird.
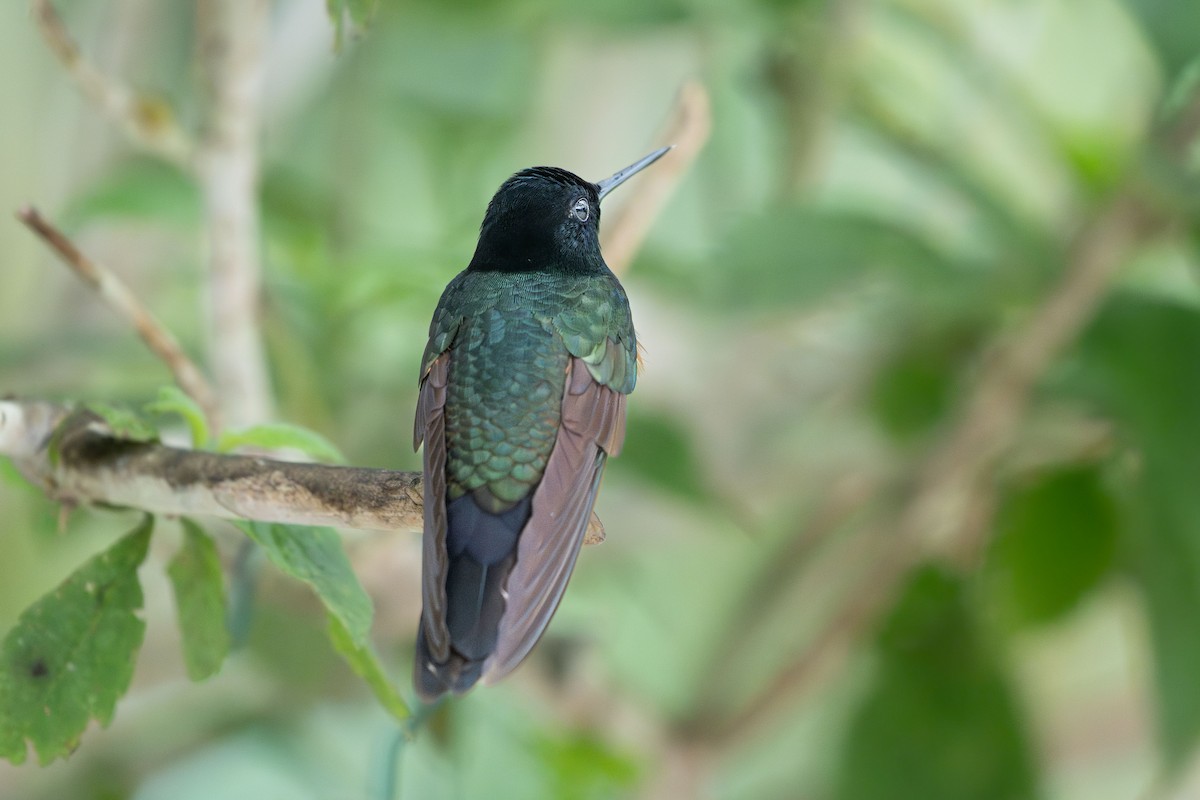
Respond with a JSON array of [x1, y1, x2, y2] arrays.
[[412, 147, 670, 701]]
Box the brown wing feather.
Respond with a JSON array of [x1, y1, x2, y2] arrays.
[[482, 356, 627, 682], [416, 354, 451, 662]]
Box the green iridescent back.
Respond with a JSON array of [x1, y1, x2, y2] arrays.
[[420, 269, 636, 510]]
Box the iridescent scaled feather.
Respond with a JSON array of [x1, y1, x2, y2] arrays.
[[418, 270, 635, 501]]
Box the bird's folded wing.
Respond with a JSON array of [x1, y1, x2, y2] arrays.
[[483, 356, 627, 682], [415, 354, 451, 662]]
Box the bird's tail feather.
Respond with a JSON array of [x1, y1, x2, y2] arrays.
[[414, 493, 531, 702], [413, 619, 485, 702]]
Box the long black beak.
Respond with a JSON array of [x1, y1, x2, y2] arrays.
[[595, 146, 673, 202]]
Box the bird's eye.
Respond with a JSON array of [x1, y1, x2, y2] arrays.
[[571, 198, 590, 222]]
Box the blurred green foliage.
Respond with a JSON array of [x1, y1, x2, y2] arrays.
[[987, 466, 1119, 628], [145, 386, 210, 448], [235, 522, 375, 649], [0, 0, 1198, 798], [327, 614, 410, 724], [1074, 295, 1200, 768], [0, 518, 152, 765], [836, 567, 1037, 800], [167, 520, 230, 681], [64, 159, 200, 231], [620, 411, 709, 503], [217, 422, 347, 463]]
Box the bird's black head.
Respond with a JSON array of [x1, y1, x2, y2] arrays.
[[468, 167, 601, 274], [467, 147, 670, 274]]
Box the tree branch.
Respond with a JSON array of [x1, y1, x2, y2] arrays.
[[32, 0, 194, 169], [195, 0, 273, 429], [16, 206, 221, 433], [0, 399, 607, 544], [1, 399, 420, 531], [708, 189, 1156, 744], [908, 191, 1155, 566]]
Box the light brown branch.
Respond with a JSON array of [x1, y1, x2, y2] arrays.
[[0, 400, 606, 544], [3, 399, 420, 531], [32, 0, 194, 169], [601, 81, 712, 276], [909, 192, 1153, 566], [709, 190, 1155, 744], [17, 206, 221, 433], [195, 0, 273, 429]]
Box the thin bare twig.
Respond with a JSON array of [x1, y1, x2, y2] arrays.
[[195, 0, 273, 429], [17, 206, 221, 432], [32, 0, 194, 169], [601, 81, 712, 276]]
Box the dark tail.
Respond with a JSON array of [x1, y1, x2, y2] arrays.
[[413, 494, 530, 702], [413, 618, 485, 701]]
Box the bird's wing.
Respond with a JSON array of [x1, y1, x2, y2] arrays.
[[482, 355, 627, 682], [413, 280, 464, 451], [415, 353, 452, 662], [553, 286, 638, 397], [413, 277, 466, 664]]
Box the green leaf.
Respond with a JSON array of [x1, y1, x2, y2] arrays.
[[870, 354, 951, 442], [365, 21, 534, 119], [167, 520, 230, 681], [234, 522, 371, 647], [83, 403, 159, 443], [326, 0, 347, 47], [1162, 55, 1200, 122], [217, 422, 346, 464], [534, 731, 641, 800], [345, 0, 377, 24], [850, 96, 1057, 271], [63, 158, 199, 229], [869, 322, 982, 443], [618, 412, 707, 502], [0, 516, 154, 765], [326, 614, 409, 722], [1132, 499, 1200, 768], [145, 386, 210, 448], [834, 566, 1038, 800], [0, 458, 25, 488], [709, 206, 967, 311], [986, 466, 1119, 627], [1072, 293, 1200, 767], [1121, 0, 1200, 81], [326, 0, 378, 50]]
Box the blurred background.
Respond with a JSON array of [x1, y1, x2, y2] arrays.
[[2, 0, 1200, 797]]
